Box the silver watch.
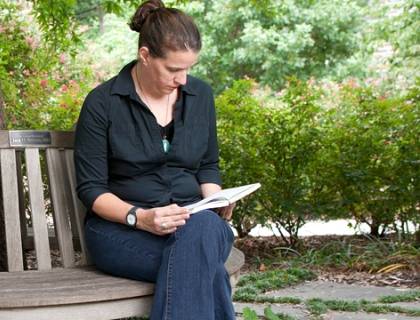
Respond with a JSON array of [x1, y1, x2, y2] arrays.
[[126, 206, 138, 228]]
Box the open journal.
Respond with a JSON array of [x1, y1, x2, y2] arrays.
[[184, 183, 261, 214]]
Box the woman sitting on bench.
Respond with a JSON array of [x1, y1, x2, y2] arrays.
[[74, 0, 236, 319]]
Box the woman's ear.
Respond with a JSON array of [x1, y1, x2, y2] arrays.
[[139, 47, 150, 66]]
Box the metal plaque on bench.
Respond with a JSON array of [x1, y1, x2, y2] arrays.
[[9, 131, 52, 146]]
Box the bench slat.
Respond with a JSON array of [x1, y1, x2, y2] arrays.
[[64, 149, 91, 265], [0, 296, 153, 320], [0, 267, 154, 308], [25, 148, 52, 270], [0, 149, 24, 271], [46, 149, 75, 268], [16, 152, 29, 269], [0, 247, 243, 308]]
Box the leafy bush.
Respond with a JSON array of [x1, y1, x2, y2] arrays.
[[258, 78, 333, 246], [323, 82, 420, 236], [217, 78, 419, 242], [217, 80, 266, 236], [217, 79, 333, 243], [0, 1, 94, 130]]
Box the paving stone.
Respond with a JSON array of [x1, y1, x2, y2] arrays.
[[265, 280, 413, 301], [322, 311, 419, 320], [392, 301, 420, 310], [234, 302, 309, 320]]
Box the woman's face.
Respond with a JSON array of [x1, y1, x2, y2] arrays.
[[140, 48, 199, 95]]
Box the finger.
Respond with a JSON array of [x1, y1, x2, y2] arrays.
[[156, 214, 189, 228], [218, 207, 229, 219], [160, 219, 187, 230], [160, 208, 190, 217], [225, 211, 233, 221], [220, 207, 233, 221], [163, 227, 177, 234]]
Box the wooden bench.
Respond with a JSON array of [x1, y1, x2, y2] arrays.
[[0, 130, 244, 320]]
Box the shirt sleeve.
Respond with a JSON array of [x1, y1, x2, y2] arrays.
[[74, 89, 110, 210], [196, 88, 222, 186]]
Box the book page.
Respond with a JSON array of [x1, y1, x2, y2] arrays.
[[183, 183, 261, 214]]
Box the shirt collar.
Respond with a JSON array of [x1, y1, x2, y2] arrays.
[[110, 60, 197, 97]]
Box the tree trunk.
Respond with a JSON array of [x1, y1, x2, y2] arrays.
[[98, 6, 105, 34], [0, 82, 6, 271], [0, 81, 5, 129]]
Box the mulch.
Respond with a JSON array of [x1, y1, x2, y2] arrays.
[[234, 235, 420, 289]]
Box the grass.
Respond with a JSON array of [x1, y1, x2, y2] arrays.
[[239, 234, 420, 276], [275, 234, 420, 273], [378, 290, 420, 303], [233, 267, 315, 302], [242, 306, 297, 320], [304, 297, 420, 317]]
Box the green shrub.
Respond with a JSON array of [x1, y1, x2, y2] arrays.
[[217, 78, 419, 241], [258, 78, 333, 246], [217, 80, 266, 236], [323, 82, 420, 236], [217, 79, 334, 243], [0, 1, 94, 130]]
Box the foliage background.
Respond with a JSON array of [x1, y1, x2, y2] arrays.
[[0, 0, 418, 245]]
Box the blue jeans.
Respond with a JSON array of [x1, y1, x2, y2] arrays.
[[84, 210, 236, 320]]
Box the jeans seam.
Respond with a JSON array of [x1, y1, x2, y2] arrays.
[[164, 240, 175, 320]]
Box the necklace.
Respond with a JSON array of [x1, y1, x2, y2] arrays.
[[134, 63, 171, 154]]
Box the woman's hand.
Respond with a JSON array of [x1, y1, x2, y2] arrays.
[[200, 183, 236, 221], [136, 204, 190, 235], [216, 202, 236, 221]]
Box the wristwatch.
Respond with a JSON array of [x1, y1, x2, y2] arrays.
[[125, 206, 139, 228]]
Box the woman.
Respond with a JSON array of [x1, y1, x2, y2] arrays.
[[74, 0, 236, 319]]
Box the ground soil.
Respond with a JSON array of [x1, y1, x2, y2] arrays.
[[234, 234, 420, 289]]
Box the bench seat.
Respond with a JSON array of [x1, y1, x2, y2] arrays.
[[0, 130, 245, 320], [0, 247, 243, 320], [0, 247, 243, 309]]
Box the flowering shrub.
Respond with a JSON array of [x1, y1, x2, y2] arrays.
[[0, 1, 94, 130]]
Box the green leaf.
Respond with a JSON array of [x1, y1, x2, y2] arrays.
[[243, 307, 258, 320], [264, 306, 281, 320]]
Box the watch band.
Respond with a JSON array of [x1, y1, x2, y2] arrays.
[[126, 206, 139, 228]]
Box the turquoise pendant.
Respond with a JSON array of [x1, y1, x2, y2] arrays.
[[162, 138, 170, 153]]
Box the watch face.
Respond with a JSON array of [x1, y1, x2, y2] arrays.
[[127, 214, 136, 226]]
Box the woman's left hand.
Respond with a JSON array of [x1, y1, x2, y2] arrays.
[[217, 202, 236, 221]]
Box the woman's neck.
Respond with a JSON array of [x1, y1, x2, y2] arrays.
[[134, 62, 166, 101]]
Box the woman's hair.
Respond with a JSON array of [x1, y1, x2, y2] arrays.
[[129, 0, 201, 58]]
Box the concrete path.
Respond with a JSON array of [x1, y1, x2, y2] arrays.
[[234, 281, 420, 320], [265, 280, 413, 301], [322, 311, 417, 320]]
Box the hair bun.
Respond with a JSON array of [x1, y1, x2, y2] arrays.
[[129, 0, 165, 33]]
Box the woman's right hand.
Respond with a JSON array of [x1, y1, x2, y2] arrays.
[[136, 204, 190, 235]]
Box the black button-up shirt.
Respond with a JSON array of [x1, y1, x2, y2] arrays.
[[74, 61, 221, 211]]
